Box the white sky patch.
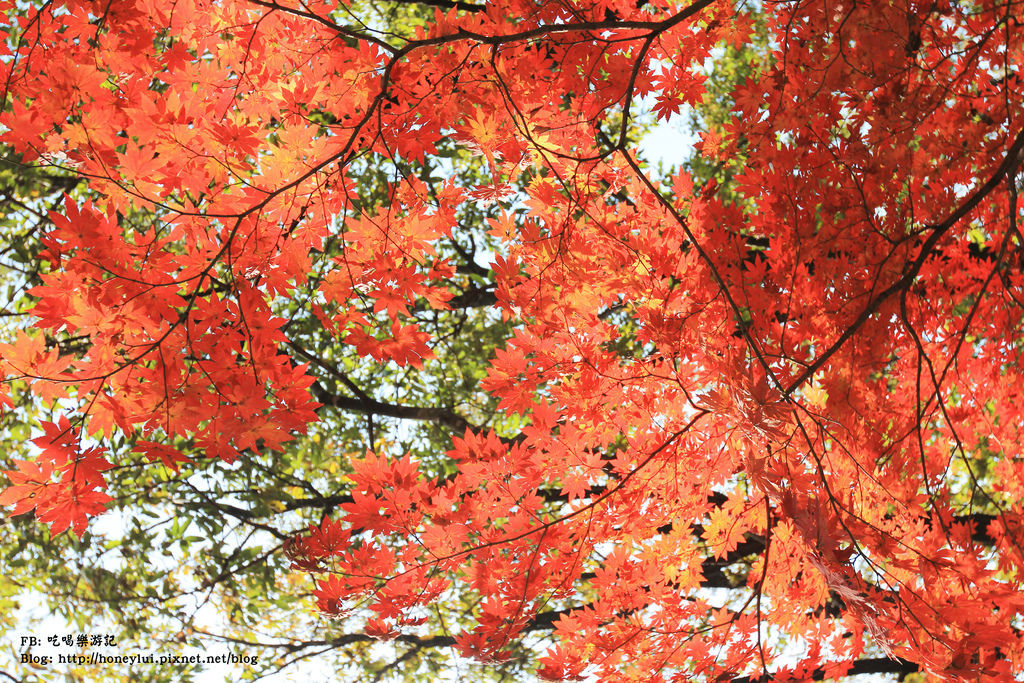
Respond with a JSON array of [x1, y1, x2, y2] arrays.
[[637, 103, 699, 169]]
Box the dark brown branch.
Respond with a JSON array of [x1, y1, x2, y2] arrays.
[[445, 284, 497, 309], [196, 627, 457, 652], [243, 0, 397, 52], [312, 381, 472, 431], [729, 656, 919, 682], [390, 0, 486, 12]]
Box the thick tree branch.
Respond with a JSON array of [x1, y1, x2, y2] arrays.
[[445, 284, 497, 309], [729, 656, 919, 682], [390, 0, 486, 12], [311, 381, 473, 431]]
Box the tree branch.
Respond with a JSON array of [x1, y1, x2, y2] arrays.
[[312, 381, 473, 431], [730, 656, 919, 682], [390, 0, 486, 12]]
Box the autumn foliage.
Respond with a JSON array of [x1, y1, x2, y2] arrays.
[[2, 0, 1024, 679]]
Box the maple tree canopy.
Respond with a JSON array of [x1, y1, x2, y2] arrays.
[[1, 0, 1024, 680]]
